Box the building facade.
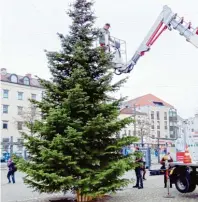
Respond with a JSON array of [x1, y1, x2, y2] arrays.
[[185, 114, 198, 146], [122, 94, 178, 145], [1, 68, 43, 155]]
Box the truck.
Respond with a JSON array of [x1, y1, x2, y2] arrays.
[[169, 162, 198, 193], [102, 5, 198, 193]]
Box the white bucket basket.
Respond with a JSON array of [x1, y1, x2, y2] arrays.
[[95, 35, 127, 68]]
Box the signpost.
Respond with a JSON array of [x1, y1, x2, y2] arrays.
[[163, 160, 175, 198]]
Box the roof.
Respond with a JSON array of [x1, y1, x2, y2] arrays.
[[0, 68, 42, 88], [120, 107, 147, 115], [124, 93, 173, 108]]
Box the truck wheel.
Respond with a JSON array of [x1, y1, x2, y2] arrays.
[[175, 176, 190, 193], [188, 183, 196, 193]]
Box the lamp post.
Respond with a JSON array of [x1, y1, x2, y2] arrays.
[[183, 119, 188, 150]]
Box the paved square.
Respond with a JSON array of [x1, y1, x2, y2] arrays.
[[1, 168, 198, 202]]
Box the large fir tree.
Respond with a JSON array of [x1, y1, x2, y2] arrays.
[[16, 0, 139, 198]]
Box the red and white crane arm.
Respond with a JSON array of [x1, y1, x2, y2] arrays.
[[114, 5, 198, 75]]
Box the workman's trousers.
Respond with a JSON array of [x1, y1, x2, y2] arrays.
[[164, 171, 172, 188], [135, 167, 143, 188]]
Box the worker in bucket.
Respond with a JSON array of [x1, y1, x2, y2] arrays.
[[98, 23, 114, 51]]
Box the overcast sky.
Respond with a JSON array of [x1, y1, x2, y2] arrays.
[[1, 0, 198, 118]]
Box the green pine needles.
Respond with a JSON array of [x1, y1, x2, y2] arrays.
[[15, 0, 139, 197]]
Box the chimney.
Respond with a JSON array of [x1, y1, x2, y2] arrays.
[[1, 68, 7, 75], [26, 73, 32, 78]]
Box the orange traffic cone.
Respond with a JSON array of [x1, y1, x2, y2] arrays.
[[183, 145, 192, 164]]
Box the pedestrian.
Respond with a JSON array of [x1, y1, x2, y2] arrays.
[[7, 158, 17, 184], [160, 152, 173, 188], [98, 23, 114, 51], [133, 147, 144, 189]]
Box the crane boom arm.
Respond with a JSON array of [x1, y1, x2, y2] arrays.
[[115, 5, 198, 75]]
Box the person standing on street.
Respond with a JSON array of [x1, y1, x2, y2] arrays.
[[133, 147, 144, 189], [160, 152, 173, 188], [7, 158, 17, 184]]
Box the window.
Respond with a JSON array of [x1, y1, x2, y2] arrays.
[[164, 112, 167, 120], [2, 121, 8, 129], [153, 101, 164, 106], [30, 105, 36, 116], [170, 110, 177, 117], [156, 111, 160, 120], [173, 112, 177, 117], [3, 89, 9, 98], [2, 105, 8, 114], [17, 122, 23, 130], [2, 138, 9, 151], [23, 77, 30, 85], [2, 138, 9, 142], [151, 111, 154, 119], [10, 74, 18, 83], [151, 120, 154, 129], [17, 106, 23, 115], [41, 91, 45, 99], [164, 121, 167, 130], [192, 128, 194, 132], [157, 121, 160, 129], [123, 130, 127, 137], [31, 94, 36, 100], [116, 132, 120, 139], [157, 130, 160, 138], [128, 130, 131, 136], [18, 92, 23, 100], [170, 132, 176, 138], [17, 138, 23, 151]]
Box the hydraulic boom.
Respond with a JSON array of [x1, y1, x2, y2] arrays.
[[114, 5, 198, 75]]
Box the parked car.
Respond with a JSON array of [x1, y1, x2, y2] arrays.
[[1, 156, 6, 162]]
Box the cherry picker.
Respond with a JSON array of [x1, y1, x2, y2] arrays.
[[100, 5, 198, 193], [103, 5, 198, 75]]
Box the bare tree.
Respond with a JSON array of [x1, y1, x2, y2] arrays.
[[12, 104, 41, 159], [13, 104, 41, 136], [136, 115, 151, 147]]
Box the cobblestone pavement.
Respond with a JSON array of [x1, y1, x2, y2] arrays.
[[1, 169, 198, 202]]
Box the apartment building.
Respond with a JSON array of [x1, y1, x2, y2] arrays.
[[1, 68, 43, 154], [185, 114, 198, 144], [186, 113, 198, 133], [122, 94, 178, 145]]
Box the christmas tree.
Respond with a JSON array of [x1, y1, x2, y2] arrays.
[[15, 0, 139, 199]]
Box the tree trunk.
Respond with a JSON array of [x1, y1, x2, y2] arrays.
[[76, 191, 93, 202]]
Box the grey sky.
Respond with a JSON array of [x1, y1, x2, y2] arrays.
[[1, 0, 198, 118]]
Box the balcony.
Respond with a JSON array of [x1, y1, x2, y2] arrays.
[[169, 117, 177, 122]]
